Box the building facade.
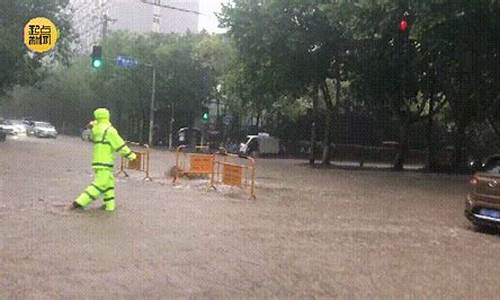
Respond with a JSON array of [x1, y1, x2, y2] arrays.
[[70, 0, 199, 53]]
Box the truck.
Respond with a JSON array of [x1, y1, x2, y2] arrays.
[[239, 133, 280, 157]]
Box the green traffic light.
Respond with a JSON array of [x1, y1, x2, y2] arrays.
[[92, 59, 103, 68], [202, 112, 209, 122]]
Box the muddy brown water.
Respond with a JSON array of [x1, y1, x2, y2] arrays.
[[1, 136, 499, 298]]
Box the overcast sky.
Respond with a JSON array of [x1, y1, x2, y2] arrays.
[[198, 0, 230, 33]]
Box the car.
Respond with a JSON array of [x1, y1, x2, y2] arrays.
[[31, 121, 58, 138], [0, 119, 19, 136], [465, 155, 500, 230], [239, 132, 280, 157], [7, 119, 28, 136], [177, 127, 201, 147]]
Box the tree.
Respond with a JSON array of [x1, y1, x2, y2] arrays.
[[2, 31, 228, 145], [220, 0, 349, 165], [419, 0, 500, 170], [347, 0, 423, 170], [0, 0, 73, 95]]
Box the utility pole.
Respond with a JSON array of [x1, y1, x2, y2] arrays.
[[139, 0, 203, 15], [138, 0, 203, 146], [216, 84, 222, 142], [152, 0, 161, 32], [168, 103, 174, 149], [102, 14, 117, 40], [116, 57, 155, 146], [139, 0, 203, 33], [216, 97, 220, 129], [148, 66, 156, 146]]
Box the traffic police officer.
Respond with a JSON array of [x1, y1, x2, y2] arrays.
[[72, 108, 136, 211]]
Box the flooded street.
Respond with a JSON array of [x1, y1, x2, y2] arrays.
[[1, 136, 500, 298]]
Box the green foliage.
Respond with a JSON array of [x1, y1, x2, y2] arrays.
[[2, 32, 230, 143], [2, 0, 499, 170], [0, 0, 74, 95], [220, 0, 345, 94]]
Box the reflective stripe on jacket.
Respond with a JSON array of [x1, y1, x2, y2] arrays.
[[91, 122, 134, 169]]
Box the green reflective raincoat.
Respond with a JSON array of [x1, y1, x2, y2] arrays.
[[74, 108, 136, 211], [91, 108, 136, 169]]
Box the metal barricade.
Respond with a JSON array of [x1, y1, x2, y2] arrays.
[[116, 142, 152, 181], [173, 145, 214, 183], [209, 152, 256, 199]]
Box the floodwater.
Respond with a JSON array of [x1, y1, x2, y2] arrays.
[[1, 136, 499, 298]]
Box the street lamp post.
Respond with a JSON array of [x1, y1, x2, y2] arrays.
[[216, 84, 222, 132], [142, 64, 156, 147], [168, 103, 174, 150], [115, 56, 156, 146]]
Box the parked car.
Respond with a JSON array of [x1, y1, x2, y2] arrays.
[[31, 122, 58, 138], [0, 119, 19, 136], [177, 127, 201, 147], [239, 133, 280, 157], [465, 154, 500, 230], [7, 119, 28, 136]]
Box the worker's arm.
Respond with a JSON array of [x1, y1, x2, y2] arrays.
[[107, 127, 137, 161], [88, 121, 96, 142], [87, 120, 96, 129]]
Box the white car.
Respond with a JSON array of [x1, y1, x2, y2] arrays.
[[31, 122, 58, 138], [240, 132, 280, 157], [7, 120, 28, 136], [0, 120, 20, 136]]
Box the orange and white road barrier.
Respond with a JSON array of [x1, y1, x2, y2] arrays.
[[173, 145, 214, 183], [116, 142, 152, 181], [209, 152, 256, 199]]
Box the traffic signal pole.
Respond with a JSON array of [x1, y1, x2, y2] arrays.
[[148, 66, 156, 146], [168, 103, 174, 150], [100, 51, 156, 146]]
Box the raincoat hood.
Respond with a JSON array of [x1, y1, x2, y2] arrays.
[[94, 108, 110, 123]]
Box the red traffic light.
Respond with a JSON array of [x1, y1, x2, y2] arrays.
[[399, 19, 408, 32]]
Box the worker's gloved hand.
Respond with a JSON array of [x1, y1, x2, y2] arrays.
[[87, 120, 96, 129], [128, 152, 137, 161]]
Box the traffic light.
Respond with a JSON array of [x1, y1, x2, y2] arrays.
[[202, 111, 209, 123], [398, 13, 410, 37], [397, 13, 411, 53], [201, 110, 209, 123], [91, 45, 103, 69], [399, 18, 408, 32]]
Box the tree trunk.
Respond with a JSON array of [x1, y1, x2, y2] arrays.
[[321, 111, 332, 165], [426, 114, 437, 171], [256, 111, 261, 133], [320, 81, 335, 165], [116, 102, 122, 133], [309, 84, 319, 166], [426, 96, 437, 171], [332, 74, 341, 162], [453, 119, 467, 172], [139, 109, 147, 144], [393, 119, 409, 171], [238, 110, 242, 140]]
